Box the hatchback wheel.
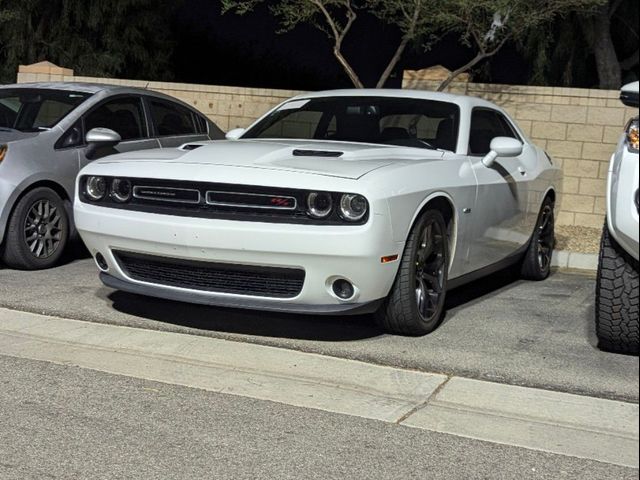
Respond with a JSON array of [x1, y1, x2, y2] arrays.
[[1, 187, 69, 270]]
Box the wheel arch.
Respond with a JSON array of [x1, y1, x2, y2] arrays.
[[407, 192, 458, 272], [1, 179, 74, 247]]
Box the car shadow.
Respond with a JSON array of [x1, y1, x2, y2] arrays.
[[103, 265, 527, 342], [105, 288, 385, 342], [0, 238, 91, 270]]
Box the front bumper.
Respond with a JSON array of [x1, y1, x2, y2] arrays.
[[74, 202, 403, 314]]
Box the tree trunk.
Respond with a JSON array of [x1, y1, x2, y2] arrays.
[[591, 5, 621, 90]]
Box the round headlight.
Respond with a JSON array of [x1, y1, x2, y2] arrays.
[[339, 194, 368, 222], [85, 176, 107, 201], [307, 192, 333, 219], [111, 178, 132, 203]]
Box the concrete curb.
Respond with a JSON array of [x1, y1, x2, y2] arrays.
[[0, 307, 637, 468], [552, 250, 598, 271]]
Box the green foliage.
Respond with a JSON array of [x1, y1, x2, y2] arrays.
[[0, 0, 180, 84]]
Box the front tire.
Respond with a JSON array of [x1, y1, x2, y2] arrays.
[[1, 187, 69, 270], [521, 197, 555, 281], [376, 210, 449, 336], [595, 223, 639, 354]]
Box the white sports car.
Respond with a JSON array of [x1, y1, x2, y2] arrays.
[[74, 89, 561, 335]]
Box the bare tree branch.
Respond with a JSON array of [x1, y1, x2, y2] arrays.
[[376, 0, 422, 88]]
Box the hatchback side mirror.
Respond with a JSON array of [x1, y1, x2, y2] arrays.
[[482, 137, 524, 167], [225, 128, 246, 141], [85, 128, 121, 159]]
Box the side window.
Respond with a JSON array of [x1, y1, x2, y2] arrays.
[[150, 99, 197, 136], [469, 109, 510, 155], [496, 113, 521, 141], [85, 97, 147, 141], [194, 114, 208, 134]]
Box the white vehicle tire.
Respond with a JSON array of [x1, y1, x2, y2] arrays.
[[595, 223, 639, 354]]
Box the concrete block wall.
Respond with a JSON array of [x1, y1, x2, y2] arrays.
[[17, 63, 637, 227]]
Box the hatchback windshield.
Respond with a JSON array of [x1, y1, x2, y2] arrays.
[[243, 96, 460, 152], [0, 89, 91, 132]]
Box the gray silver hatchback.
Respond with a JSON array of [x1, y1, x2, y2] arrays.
[[0, 82, 224, 269]]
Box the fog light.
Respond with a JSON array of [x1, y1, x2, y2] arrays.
[[95, 252, 108, 271], [332, 279, 355, 300]]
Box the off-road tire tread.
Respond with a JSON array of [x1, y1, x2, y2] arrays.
[[595, 223, 639, 354]]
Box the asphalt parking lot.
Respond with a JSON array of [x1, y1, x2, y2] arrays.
[[0, 245, 638, 403]]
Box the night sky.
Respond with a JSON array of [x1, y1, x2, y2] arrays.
[[170, 0, 532, 91]]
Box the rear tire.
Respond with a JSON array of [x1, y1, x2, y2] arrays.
[[1, 187, 69, 270], [521, 197, 555, 281], [595, 223, 639, 354], [376, 210, 449, 336]]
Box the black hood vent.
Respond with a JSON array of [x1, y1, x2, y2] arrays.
[[292, 149, 343, 158]]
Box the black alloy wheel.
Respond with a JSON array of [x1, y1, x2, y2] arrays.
[[24, 199, 64, 259], [1, 187, 69, 270], [536, 204, 554, 273], [377, 209, 449, 336], [414, 218, 447, 323], [521, 196, 555, 281]]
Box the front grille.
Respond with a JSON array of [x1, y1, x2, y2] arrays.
[[114, 251, 305, 299], [79, 176, 369, 226]]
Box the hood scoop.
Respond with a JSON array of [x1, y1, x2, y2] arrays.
[[292, 149, 343, 158]]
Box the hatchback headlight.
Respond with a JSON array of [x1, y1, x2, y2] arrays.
[[339, 194, 368, 222], [85, 176, 107, 201], [626, 118, 639, 153]]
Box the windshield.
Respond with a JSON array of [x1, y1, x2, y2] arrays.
[[0, 89, 91, 132], [243, 96, 460, 152]]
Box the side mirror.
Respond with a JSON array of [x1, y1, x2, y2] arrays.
[[620, 81, 639, 108], [86, 128, 121, 159], [482, 137, 523, 167], [225, 128, 246, 141]]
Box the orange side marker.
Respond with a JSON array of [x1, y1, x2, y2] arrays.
[[381, 255, 399, 264]]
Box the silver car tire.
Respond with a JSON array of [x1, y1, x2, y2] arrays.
[[1, 187, 69, 270], [376, 209, 449, 336]]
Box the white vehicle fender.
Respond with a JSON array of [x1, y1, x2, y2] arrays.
[[388, 190, 459, 268]]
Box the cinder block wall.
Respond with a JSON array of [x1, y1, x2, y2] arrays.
[[17, 64, 637, 228]]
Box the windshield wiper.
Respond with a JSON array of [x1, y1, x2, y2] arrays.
[[0, 127, 19, 133]]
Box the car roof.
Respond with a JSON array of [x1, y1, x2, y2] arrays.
[[0, 81, 162, 96], [289, 88, 499, 110]]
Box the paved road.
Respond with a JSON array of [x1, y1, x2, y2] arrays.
[[0, 250, 638, 402], [1, 355, 636, 480]]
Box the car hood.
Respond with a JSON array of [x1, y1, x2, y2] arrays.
[[97, 139, 445, 180], [0, 130, 39, 144]]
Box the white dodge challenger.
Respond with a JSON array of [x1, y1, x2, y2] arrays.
[[74, 89, 561, 335]]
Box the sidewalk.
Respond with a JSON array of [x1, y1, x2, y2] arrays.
[[0, 307, 637, 468]]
